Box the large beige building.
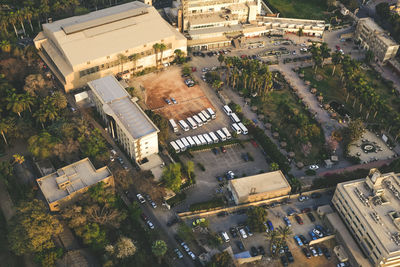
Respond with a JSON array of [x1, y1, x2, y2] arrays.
[[228, 171, 291, 204], [37, 158, 114, 211], [355, 18, 399, 62], [332, 169, 400, 266], [34, 1, 187, 92], [88, 76, 159, 164]]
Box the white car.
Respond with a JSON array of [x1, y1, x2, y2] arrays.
[[201, 67, 210, 73], [239, 228, 248, 239], [309, 165, 319, 170], [188, 251, 196, 260], [174, 248, 183, 259], [300, 43, 307, 47], [298, 195, 309, 202], [309, 246, 318, 257], [181, 242, 190, 252], [136, 193, 146, 203], [312, 229, 323, 238], [150, 201, 157, 209], [147, 220, 155, 229]]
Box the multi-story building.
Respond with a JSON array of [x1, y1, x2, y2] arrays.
[[34, 1, 187, 92], [332, 168, 400, 266], [36, 158, 114, 211], [88, 76, 159, 164], [355, 18, 399, 62]]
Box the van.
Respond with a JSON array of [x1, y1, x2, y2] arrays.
[[178, 120, 189, 131], [223, 105, 232, 116], [221, 231, 230, 243], [187, 117, 197, 130], [230, 113, 240, 123], [222, 127, 231, 139], [169, 119, 178, 133], [238, 122, 248, 135], [207, 108, 216, 119], [231, 123, 242, 134], [193, 115, 203, 127], [201, 110, 211, 122]]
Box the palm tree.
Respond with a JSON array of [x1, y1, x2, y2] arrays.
[[278, 226, 292, 242], [20, 93, 34, 113], [34, 109, 47, 128], [174, 49, 184, 62], [51, 91, 67, 109], [297, 27, 304, 42], [0, 118, 15, 145], [0, 40, 11, 53], [0, 13, 9, 35], [24, 74, 47, 96], [128, 53, 139, 72], [159, 43, 166, 65], [16, 10, 26, 36], [6, 92, 25, 117], [152, 240, 167, 264], [320, 42, 331, 66], [25, 8, 34, 32], [218, 53, 225, 66], [152, 43, 160, 67], [331, 51, 342, 76], [8, 12, 19, 37], [117, 53, 127, 73]]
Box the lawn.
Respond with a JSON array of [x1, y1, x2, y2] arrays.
[[254, 72, 327, 164], [265, 0, 329, 20]]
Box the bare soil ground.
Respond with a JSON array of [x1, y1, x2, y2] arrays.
[[134, 66, 214, 120]]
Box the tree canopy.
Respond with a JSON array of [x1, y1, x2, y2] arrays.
[[162, 163, 182, 192], [246, 206, 267, 232]]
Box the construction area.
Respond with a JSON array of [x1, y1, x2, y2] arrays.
[[133, 67, 214, 120]]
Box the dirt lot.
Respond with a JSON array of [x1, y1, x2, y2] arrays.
[[133, 66, 214, 120]]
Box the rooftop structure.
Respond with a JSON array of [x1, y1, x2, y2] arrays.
[[37, 158, 113, 211], [34, 1, 187, 91], [228, 171, 291, 204], [88, 76, 159, 163], [333, 169, 400, 266]]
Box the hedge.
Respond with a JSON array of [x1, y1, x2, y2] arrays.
[[166, 192, 187, 207], [311, 168, 370, 189], [247, 124, 291, 173], [189, 197, 225, 212]]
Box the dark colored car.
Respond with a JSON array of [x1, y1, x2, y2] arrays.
[[295, 215, 303, 225], [266, 220, 274, 231], [242, 153, 249, 162], [220, 146, 227, 153], [303, 247, 311, 258], [216, 176, 223, 182], [299, 235, 309, 245], [141, 213, 148, 221], [258, 246, 265, 256], [250, 247, 258, 257], [285, 251, 294, 262], [287, 208, 297, 216], [280, 256, 289, 266], [307, 212, 316, 222], [212, 148, 219, 155], [322, 246, 331, 260], [311, 192, 322, 199], [166, 217, 179, 227], [230, 227, 238, 238], [237, 241, 245, 251]]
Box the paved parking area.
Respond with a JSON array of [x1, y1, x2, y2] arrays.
[[181, 142, 269, 206]]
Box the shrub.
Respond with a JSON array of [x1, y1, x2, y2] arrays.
[[166, 192, 186, 207], [305, 169, 316, 176], [189, 197, 224, 211]]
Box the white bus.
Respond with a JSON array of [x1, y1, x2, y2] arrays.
[[187, 117, 197, 130], [216, 130, 226, 141], [238, 122, 248, 135], [193, 115, 203, 127], [198, 112, 208, 124], [181, 137, 190, 148], [178, 120, 189, 131], [198, 134, 207, 145], [230, 113, 240, 123], [169, 119, 178, 133], [170, 141, 180, 153], [231, 123, 242, 134], [203, 133, 213, 145], [222, 127, 231, 139], [223, 105, 232, 116], [186, 136, 196, 147], [176, 139, 186, 151], [209, 132, 219, 143], [192, 135, 202, 146], [207, 108, 216, 119], [201, 110, 211, 122]]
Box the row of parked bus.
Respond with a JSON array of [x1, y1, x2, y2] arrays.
[[169, 108, 216, 133], [222, 105, 248, 135], [169, 127, 231, 153]]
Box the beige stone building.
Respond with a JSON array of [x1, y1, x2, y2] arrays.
[[355, 18, 399, 62], [228, 171, 291, 204], [37, 158, 114, 211], [88, 76, 159, 164], [332, 169, 400, 266], [34, 1, 187, 92]]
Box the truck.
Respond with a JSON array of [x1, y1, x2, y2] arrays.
[[181, 137, 190, 148], [231, 123, 242, 134], [175, 139, 186, 151], [198, 112, 208, 124], [223, 105, 232, 116], [192, 135, 202, 146], [230, 113, 240, 123], [186, 136, 196, 147], [198, 134, 207, 145], [238, 122, 248, 135]]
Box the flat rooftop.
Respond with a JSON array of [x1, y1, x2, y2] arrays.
[[37, 158, 111, 204], [339, 171, 400, 254], [359, 18, 398, 46], [230, 170, 291, 198], [88, 76, 158, 139]]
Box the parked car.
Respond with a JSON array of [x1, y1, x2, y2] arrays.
[[295, 215, 303, 225], [180, 242, 190, 252], [309, 231, 318, 240], [150, 201, 157, 209], [299, 235, 308, 245], [309, 164, 319, 170], [239, 228, 248, 239], [216, 176, 223, 182], [140, 213, 148, 221], [337, 263, 350, 267], [313, 229, 323, 238], [298, 195, 309, 202], [250, 140, 258, 147], [212, 148, 219, 155], [188, 251, 196, 260], [311, 192, 322, 199], [230, 227, 238, 238], [316, 246, 323, 256], [303, 247, 311, 258], [237, 241, 245, 251], [293, 235, 303, 246], [258, 246, 265, 256], [266, 220, 274, 231], [245, 225, 253, 237], [309, 246, 318, 257], [283, 217, 292, 227], [287, 208, 297, 216], [174, 248, 183, 259], [280, 256, 289, 266], [171, 97, 177, 104], [286, 251, 294, 262], [250, 247, 258, 257], [164, 98, 172, 105], [136, 194, 146, 203], [146, 220, 155, 229], [220, 146, 227, 153], [302, 208, 311, 213], [307, 212, 316, 222], [226, 171, 235, 180], [271, 243, 277, 255], [322, 246, 331, 259], [242, 153, 249, 162]]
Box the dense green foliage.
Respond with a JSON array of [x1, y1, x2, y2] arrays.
[[207, 251, 234, 267], [145, 110, 169, 144], [189, 197, 225, 211], [246, 206, 268, 232], [162, 163, 182, 192]]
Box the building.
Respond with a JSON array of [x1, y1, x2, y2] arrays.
[[332, 168, 400, 266], [88, 76, 159, 164], [355, 18, 399, 62], [36, 158, 114, 211], [390, 1, 400, 15], [34, 1, 187, 92], [228, 171, 291, 204]]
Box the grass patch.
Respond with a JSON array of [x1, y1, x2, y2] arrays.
[[166, 192, 187, 207], [189, 197, 225, 212], [265, 0, 329, 20]]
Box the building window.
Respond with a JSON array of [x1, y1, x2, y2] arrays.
[[87, 61, 90, 64]]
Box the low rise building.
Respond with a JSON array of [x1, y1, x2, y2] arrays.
[[332, 168, 400, 266], [355, 18, 399, 62], [88, 76, 159, 164], [37, 158, 114, 211], [228, 170, 291, 204], [34, 1, 187, 91]]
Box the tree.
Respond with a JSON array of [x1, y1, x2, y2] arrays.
[[277, 225, 292, 242], [16, 10, 26, 35], [162, 163, 182, 192], [152, 43, 160, 67], [79, 223, 107, 250], [25, 8, 34, 32], [0, 40, 11, 53], [128, 53, 139, 72], [246, 206, 267, 232], [174, 49, 184, 63], [6, 91, 26, 117], [218, 54, 225, 66], [28, 131, 59, 159], [0, 13, 9, 35], [8, 12, 19, 37], [186, 160, 194, 180], [376, 2, 390, 18], [152, 240, 167, 263], [13, 154, 25, 165], [207, 251, 234, 267], [78, 128, 108, 161], [270, 162, 279, 171], [331, 51, 342, 76], [8, 199, 63, 255], [159, 43, 166, 65], [365, 50, 374, 64], [114, 236, 136, 259], [346, 118, 365, 142], [0, 117, 15, 145], [320, 42, 331, 66], [24, 74, 47, 96], [117, 53, 128, 73], [144, 110, 169, 144], [297, 28, 303, 42]]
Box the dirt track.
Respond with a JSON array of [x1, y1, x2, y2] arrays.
[[134, 67, 214, 120]]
